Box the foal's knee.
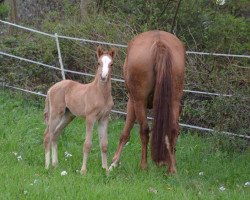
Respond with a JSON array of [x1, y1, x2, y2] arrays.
[[101, 143, 108, 153], [84, 142, 92, 153], [44, 130, 50, 148]]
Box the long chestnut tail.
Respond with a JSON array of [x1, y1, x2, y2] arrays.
[[151, 40, 173, 164]]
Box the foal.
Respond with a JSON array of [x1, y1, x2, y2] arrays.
[[43, 46, 115, 174]]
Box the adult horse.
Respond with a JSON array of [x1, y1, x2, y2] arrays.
[[110, 30, 185, 174]]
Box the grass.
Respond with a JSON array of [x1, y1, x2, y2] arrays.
[[0, 89, 249, 200]]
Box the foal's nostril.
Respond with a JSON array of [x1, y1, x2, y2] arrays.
[[100, 74, 106, 81]]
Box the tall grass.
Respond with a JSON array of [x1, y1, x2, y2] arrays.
[[0, 89, 249, 200]]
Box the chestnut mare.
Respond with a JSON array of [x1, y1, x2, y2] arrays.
[[110, 31, 185, 174], [43, 47, 115, 174]]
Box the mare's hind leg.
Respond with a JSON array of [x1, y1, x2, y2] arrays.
[[109, 98, 136, 170], [166, 100, 182, 174], [50, 111, 75, 167], [98, 116, 109, 171], [134, 100, 149, 170]]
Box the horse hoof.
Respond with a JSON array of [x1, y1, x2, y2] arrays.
[[140, 163, 148, 170], [52, 162, 58, 168], [80, 169, 87, 175], [168, 167, 177, 174], [102, 167, 109, 174], [103, 168, 109, 176]]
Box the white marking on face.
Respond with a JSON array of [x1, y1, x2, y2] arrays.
[[101, 55, 112, 79]]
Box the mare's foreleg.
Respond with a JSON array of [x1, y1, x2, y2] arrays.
[[80, 116, 95, 175], [98, 116, 109, 171], [109, 98, 136, 171]]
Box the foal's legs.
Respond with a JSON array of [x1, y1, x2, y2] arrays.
[[109, 98, 136, 170], [98, 116, 109, 171], [80, 116, 95, 175], [44, 113, 62, 169], [44, 110, 74, 169], [51, 111, 75, 167], [44, 127, 50, 169], [134, 100, 149, 170]]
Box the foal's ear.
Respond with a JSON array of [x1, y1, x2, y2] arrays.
[[96, 46, 104, 58], [109, 48, 116, 59]]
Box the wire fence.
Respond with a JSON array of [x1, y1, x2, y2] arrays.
[[1, 20, 249, 139]]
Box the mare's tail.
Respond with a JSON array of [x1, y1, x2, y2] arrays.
[[151, 40, 173, 164]]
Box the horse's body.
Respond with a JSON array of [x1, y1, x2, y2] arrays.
[[44, 47, 115, 174], [110, 31, 185, 173]]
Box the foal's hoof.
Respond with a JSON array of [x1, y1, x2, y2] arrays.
[[102, 167, 109, 176], [80, 169, 87, 175], [52, 161, 59, 168]]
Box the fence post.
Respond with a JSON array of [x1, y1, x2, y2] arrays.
[[55, 33, 65, 80]]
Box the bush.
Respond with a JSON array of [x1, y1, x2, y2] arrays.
[[0, 2, 9, 19]]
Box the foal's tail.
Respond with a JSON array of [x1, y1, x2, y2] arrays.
[[151, 40, 173, 164], [44, 92, 50, 124]]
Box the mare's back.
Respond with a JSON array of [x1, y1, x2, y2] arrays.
[[125, 31, 185, 74]]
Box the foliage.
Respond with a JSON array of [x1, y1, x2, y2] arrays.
[[0, 90, 250, 199], [0, 2, 9, 19]]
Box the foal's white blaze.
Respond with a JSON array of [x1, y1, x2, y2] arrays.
[[101, 55, 112, 79]]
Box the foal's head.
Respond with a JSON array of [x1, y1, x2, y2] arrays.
[[96, 46, 116, 82]]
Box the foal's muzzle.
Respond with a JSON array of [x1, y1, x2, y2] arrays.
[[100, 74, 107, 82]]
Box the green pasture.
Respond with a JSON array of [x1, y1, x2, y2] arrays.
[[0, 89, 249, 199]]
